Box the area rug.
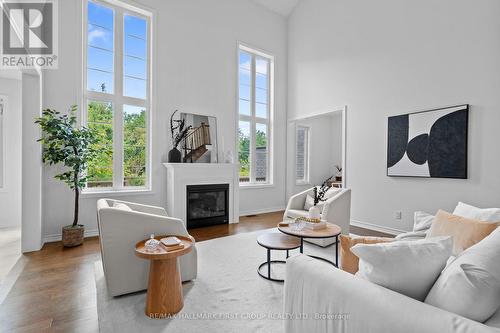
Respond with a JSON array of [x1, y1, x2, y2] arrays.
[[95, 228, 337, 333]]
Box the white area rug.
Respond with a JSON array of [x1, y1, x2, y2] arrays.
[[95, 228, 337, 333]]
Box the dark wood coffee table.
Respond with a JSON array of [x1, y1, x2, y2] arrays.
[[135, 235, 194, 318], [257, 232, 301, 282], [278, 222, 341, 267]]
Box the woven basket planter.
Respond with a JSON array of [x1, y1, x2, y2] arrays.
[[62, 225, 85, 247]]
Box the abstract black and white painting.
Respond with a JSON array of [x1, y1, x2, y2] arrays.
[[387, 105, 469, 178]]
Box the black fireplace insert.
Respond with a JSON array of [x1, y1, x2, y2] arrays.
[[186, 184, 229, 229]]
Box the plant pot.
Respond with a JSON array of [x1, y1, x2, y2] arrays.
[[308, 205, 322, 220], [62, 225, 85, 247], [168, 148, 182, 163]]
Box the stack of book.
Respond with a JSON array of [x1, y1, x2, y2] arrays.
[[160, 237, 185, 251]]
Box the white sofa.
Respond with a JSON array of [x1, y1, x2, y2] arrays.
[[284, 188, 351, 247], [284, 255, 500, 333], [97, 199, 197, 297]]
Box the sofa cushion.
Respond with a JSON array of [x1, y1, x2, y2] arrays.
[[352, 236, 452, 301], [453, 202, 500, 222], [339, 235, 393, 274], [425, 227, 500, 323], [427, 210, 499, 255]]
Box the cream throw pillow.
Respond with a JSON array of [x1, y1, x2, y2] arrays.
[[453, 202, 500, 222], [427, 210, 499, 255], [113, 202, 133, 211], [352, 236, 453, 301], [425, 227, 500, 322]]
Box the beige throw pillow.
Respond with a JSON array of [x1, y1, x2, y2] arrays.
[[339, 235, 393, 274], [427, 210, 499, 255]]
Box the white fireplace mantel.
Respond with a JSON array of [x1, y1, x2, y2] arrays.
[[163, 163, 240, 226]]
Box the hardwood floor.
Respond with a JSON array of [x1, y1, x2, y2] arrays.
[[0, 211, 391, 332]]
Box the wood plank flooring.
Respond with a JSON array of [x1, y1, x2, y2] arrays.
[[0, 211, 391, 332]]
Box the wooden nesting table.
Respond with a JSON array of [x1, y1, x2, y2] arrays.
[[135, 235, 194, 318], [278, 222, 342, 267]]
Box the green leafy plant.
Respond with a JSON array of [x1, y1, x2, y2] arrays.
[[35, 106, 98, 227]]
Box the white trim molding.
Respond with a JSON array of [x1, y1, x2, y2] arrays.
[[239, 206, 285, 217], [351, 219, 406, 236]]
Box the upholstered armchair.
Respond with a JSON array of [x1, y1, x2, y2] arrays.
[[97, 199, 197, 297], [284, 188, 351, 247]]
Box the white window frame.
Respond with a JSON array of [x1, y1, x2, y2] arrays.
[[237, 44, 274, 187], [82, 0, 152, 193], [295, 125, 310, 185]]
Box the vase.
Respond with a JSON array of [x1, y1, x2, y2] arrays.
[[308, 205, 321, 220], [168, 148, 182, 163]]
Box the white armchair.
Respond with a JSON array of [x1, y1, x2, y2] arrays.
[[97, 198, 197, 297], [284, 188, 351, 247]]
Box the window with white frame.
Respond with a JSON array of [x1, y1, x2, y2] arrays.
[[84, 0, 151, 190], [296, 125, 310, 184], [237, 45, 273, 185]]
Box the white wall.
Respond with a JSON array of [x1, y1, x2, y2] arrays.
[[287, 112, 342, 198], [0, 77, 22, 228], [288, 0, 500, 233], [41, 0, 287, 240]]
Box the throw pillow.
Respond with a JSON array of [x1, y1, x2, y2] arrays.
[[395, 211, 434, 241], [324, 188, 341, 199], [339, 235, 393, 274], [425, 227, 500, 322], [352, 236, 453, 301], [303, 194, 325, 211], [113, 202, 132, 211], [413, 211, 435, 232], [427, 210, 499, 255], [453, 202, 500, 222]]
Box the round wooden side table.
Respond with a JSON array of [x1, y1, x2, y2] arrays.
[[135, 235, 194, 318], [256, 232, 301, 282], [278, 222, 342, 267]]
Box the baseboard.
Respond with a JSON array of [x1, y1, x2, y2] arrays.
[[42, 229, 99, 244], [351, 219, 406, 236], [239, 206, 285, 217]]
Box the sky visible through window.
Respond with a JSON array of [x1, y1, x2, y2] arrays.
[[87, 1, 147, 98]]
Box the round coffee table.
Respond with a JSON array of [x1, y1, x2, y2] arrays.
[[256, 232, 301, 282], [278, 222, 341, 267], [135, 235, 194, 318]]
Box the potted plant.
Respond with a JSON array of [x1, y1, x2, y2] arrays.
[[36, 106, 98, 247]]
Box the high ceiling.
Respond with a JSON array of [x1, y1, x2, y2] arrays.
[[251, 0, 301, 17]]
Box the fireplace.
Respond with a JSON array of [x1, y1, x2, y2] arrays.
[[186, 184, 229, 229]]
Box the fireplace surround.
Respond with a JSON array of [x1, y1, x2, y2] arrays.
[[163, 163, 239, 227]]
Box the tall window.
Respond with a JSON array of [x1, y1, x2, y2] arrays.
[[238, 45, 273, 185], [84, 0, 151, 190], [296, 125, 310, 184]]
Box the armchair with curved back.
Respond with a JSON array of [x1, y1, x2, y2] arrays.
[[284, 187, 351, 247], [97, 198, 197, 297]]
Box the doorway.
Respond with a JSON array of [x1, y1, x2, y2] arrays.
[[0, 71, 22, 285], [286, 107, 347, 199]]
